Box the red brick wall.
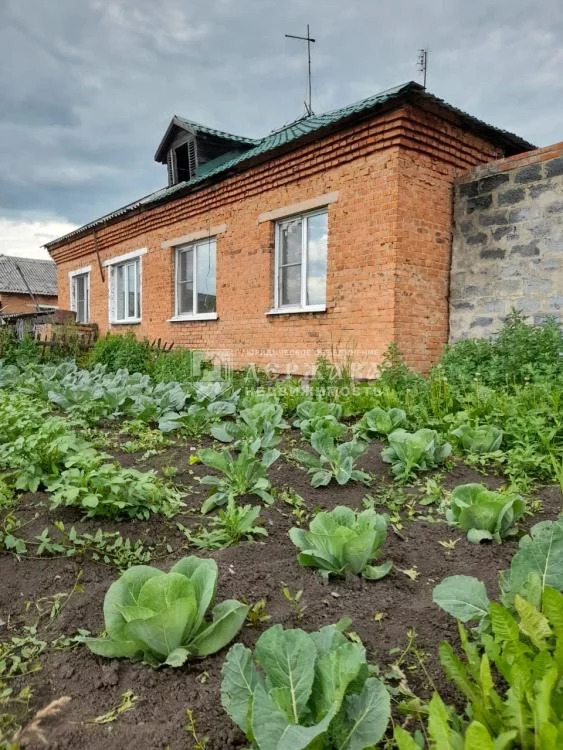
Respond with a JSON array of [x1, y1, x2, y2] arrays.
[[49, 105, 502, 376], [0, 293, 58, 314]]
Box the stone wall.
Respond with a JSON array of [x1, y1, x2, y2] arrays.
[[450, 142, 563, 341]]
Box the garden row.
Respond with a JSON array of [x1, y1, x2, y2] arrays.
[[0, 315, 561, 748]]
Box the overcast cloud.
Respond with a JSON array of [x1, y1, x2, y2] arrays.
[[1, 0, 562, 258]]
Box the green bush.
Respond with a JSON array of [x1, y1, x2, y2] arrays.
[[0, 331, 40, 366], [87, 333, 155, 374], [440, 311, 562, 388], [152, 347, 210, 384]]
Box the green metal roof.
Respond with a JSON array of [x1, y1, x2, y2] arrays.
[[46, 81, 534, 249]]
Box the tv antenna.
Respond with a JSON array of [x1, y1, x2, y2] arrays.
[[285, 24, 316, 116], [417, 48, 429, 89]]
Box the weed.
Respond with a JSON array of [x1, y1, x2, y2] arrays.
[[185, 708, 209, 750], [89, 690, 138, 724], [245, 599, 271, 628], [280, 583, 306, 620]]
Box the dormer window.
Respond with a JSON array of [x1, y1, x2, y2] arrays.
[[155, 116, 256, 188], [167, 139, 198, 185]]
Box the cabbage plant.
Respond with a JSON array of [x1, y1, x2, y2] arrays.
[[446, 482, 525, 543], [381, 428, 451, 482], [292, 430, 370, 487], [354, 407, 407, 440], [210, 401, 288, 449], [451, 424, 503, 454], [85, 556, 248, 667], [198, 440, 279, 513], [221, 620, 390, 750], [292, 400, 345, 439], [289, 506, 392, 580]]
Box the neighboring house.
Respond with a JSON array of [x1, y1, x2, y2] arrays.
[[45, 81, 535, 375], [0, 255, 58, 315]]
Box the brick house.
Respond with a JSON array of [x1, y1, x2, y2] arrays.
[[0, 255, 58, 315], [45, 81, 533, 375]]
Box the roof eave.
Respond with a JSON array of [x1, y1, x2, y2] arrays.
[[46, 84, 535, 251]]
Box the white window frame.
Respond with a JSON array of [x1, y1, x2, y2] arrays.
[[103, 248, 146, 325], [269, 208, 328, 315], [68, 266, 91, 324], [168, 238, 218, 322]]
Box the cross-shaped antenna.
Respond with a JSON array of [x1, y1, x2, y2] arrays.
[[285, 24, 316, 116], [417, 48, 429, 89]]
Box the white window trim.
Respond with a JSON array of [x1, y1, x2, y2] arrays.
[[266, 305, 326, 316], [168, 312, 218, 322], [172, 238, 217, 321], [68, 266, 91, 323], [271, 208, 328, 314], [107, 253, 143, 325]]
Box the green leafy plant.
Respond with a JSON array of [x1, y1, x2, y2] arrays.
[[289, 506, 391, 580], [210, 401, 288, 449], [85, 557, 248, 667], [220, 620, 390, 750], [354, 406, 407, 440], [180, 502, 267, 549], [87, 333, 155, 374], [198, 441, 278, 513], [47, 462, 183, 520], [381, 428, 452, 482], [445, 482, 525, 543], [292, 400, 346, 439], [433, 517, 563, 625], [292, 430, 370, 487], [451, 423, 503, 454], [398, 587, 563, 748]]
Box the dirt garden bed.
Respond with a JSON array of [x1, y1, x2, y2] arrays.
[[1, 432, 561, 750]]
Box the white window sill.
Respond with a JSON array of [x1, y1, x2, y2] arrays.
[[110, 319, 141, 325], [167, 313, 218, 322], [267, 305, 326, 316]]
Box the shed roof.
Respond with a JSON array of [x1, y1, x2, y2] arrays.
[[46, 81, 534, 249], [0, 255, 58, 296]]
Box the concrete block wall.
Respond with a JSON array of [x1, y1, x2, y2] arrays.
[[450, 143, 563, 341]]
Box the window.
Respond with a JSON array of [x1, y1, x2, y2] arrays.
[[174, 238, 217, 319], [69, 267, 90, 324], [273, 209, 328, 311], [103, 248, 146, 324]]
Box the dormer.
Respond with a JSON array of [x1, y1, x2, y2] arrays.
[[154, 116, 257, 187]]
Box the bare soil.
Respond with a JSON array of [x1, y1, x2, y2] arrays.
[[1, 434, 561, 749]]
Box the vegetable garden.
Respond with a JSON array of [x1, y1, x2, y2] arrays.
[[0, 313, 561, 749]]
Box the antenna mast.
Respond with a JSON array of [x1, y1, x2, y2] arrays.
[[285, 24, 316, 115], [417, 48, 429, 89]]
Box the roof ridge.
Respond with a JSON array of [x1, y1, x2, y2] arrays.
[[0, 254, 54, 264], [173, 115, 259, 145]]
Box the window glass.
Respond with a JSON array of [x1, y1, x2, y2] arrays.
[[127, 261, 137, 318], [72, 273, 89, 323], [116, 265, 125, 320], [306, 213, 328, 306], [280, 219, 302, 264], [196, 241, 216, 313]]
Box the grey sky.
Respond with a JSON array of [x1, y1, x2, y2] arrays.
[[1, 0, 562, 257]]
